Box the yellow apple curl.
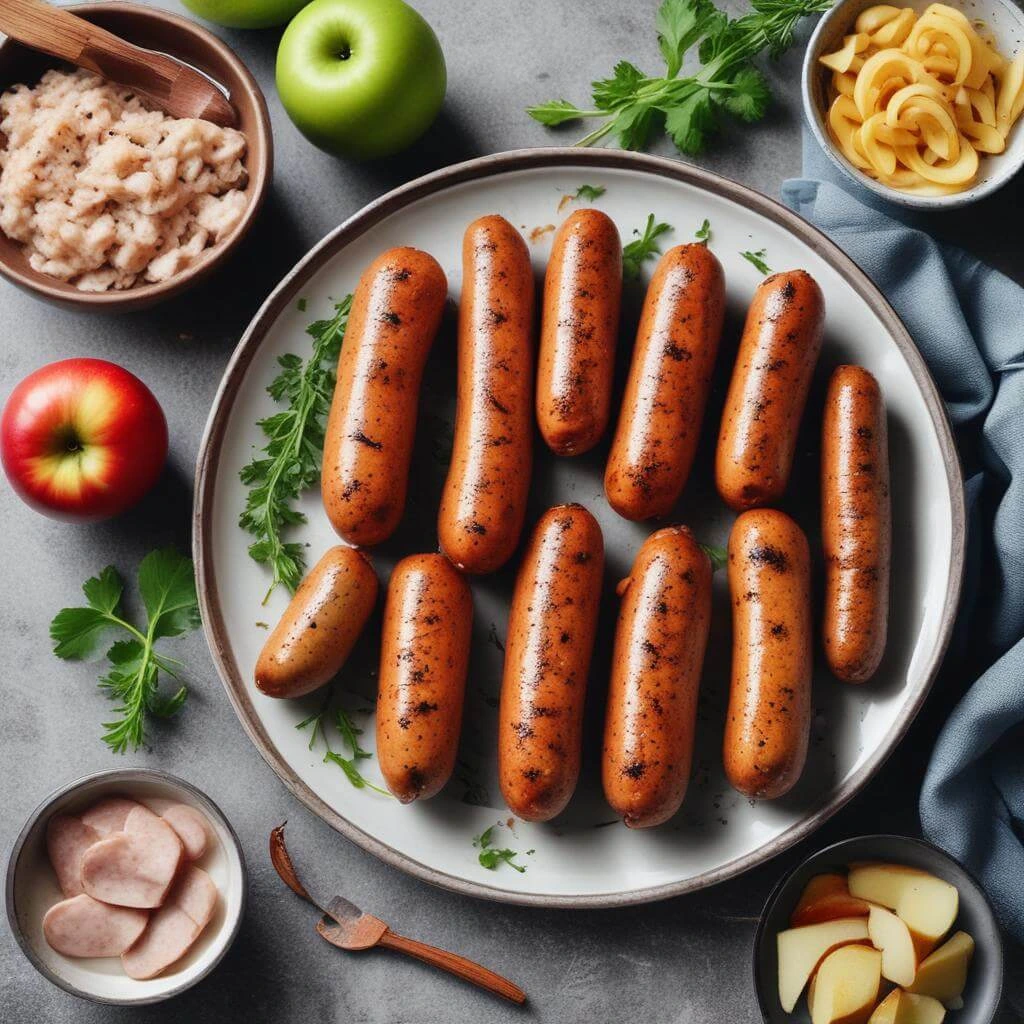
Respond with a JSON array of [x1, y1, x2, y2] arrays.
[[820, 3, 1024, 194]]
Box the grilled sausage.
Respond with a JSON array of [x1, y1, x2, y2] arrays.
[[438, 216, 535, 574], [822, 365, 891, 683], [322, 247, 447, 546], [376, 554, 473, 803], [724, 509, 811, 799], [716, 270, 825, 511], [255, 546, 378, 699], [605, 244, 725, 520], [602, 526, 712, 827], [498, 504, 604, 821], [536, 209, 622, 455]]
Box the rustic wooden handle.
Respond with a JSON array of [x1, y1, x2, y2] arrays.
[[0, 0, 236, 125], [379, 930, 527, 1005]]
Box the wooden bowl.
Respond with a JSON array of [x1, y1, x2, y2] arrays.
[[0, 1, 272, 311]]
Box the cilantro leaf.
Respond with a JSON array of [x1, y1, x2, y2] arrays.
[[473, 824, 528, 873], [526, 99, 590, 126], [138, 548, 200, 640], [592, 61, 645, 111], [50, 551, 198, 752], [240, 295, 353, 600], [622, 214, 674, 278], [741, 248, 772, 274], [695, 218, 712, 242], [700, 543, 729, 572], [663, 87, 717, 155], [657, 0, 726, 77], [718, 66, 771, 122], [611, 104, 662, 151], [574, 184, 606, 202]]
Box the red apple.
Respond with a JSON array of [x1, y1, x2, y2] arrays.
[[1, 358, 168, 521]]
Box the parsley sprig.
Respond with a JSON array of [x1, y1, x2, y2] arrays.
[[473, 825, 530, 873], [623, 215, 674, 278], [297, 695, 391, 797], [50, 549, 200, 753], [740, 248, 772, 274], [240, 295, 353, 602], [528, 0, 833, 155]]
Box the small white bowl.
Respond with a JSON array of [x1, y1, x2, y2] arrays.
[[5, 768, 246, 1005], [802, 0, 1024, 209]]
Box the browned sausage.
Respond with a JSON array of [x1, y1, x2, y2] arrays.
[[723, 509, 811, 799], [605, 244, 725, 520], [438, 216, 535, 574], [498, 504, 604, 821], [822, 365, 891, 683], [255, 546, 378, 699], [322, 247, 447, 546], [715, 270, 825, 511], [536, 209, 622, 456], [375, 554, 473, 803], [602, 526, 712, 827]]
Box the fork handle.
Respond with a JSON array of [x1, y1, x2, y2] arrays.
[[379, 930, 526, 1005]]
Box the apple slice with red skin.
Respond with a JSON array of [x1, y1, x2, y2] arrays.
[[0, 358, 167, 522], [791, 872, 873, 926]]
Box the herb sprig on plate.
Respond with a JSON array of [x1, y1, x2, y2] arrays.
[[297, 695, 391, 796], [239, 295, 353, 602], [623, 215, 674, 278], [528, 0, 833, 155], [473, 825, 530, 873], [50, 549, 200, 753]]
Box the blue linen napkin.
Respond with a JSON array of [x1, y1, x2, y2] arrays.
[[782, 135, 1024, 942]]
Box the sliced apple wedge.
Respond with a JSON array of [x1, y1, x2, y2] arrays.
[[868, 989, 902, 1024], [868, 906, 919, 987], [848, 864, 958, 957], [791, 873, 873, 926], [868, 989, 947, 1024], [810, 943, 882, 1024], [906, 931, 974, 1007], [777, 917, 871, 1012]]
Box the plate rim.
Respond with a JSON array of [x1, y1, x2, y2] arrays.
[[192, 146, 966, 909]]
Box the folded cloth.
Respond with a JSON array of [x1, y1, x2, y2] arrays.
[[782, 134, 1024, 942]]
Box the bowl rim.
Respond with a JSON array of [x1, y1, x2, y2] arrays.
[[0, 0, 273, 310], [800, 0, 1024, 211], [4, 766, 248, 1006], [751, 832, 1006, 1023], [192, 145, 967, 908]]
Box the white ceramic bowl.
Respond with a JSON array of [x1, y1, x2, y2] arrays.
[[5, 768, 246, 1005], [802, 0, 1024, 209]]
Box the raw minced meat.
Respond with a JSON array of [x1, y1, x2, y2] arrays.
[[0, 68, 248, 292]]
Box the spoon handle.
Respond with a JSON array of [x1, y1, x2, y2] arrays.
[[378, 930, 527, 1005], [0, 0, 236, 126]]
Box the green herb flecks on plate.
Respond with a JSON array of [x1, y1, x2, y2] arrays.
[[740, 248, 772, 274], [50, 549, 200, 753], [623, 215, 674, 278], [239, 295, 353, 602], [473, 825, 528, 873]]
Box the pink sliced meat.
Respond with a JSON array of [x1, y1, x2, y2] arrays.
[[79, 795, 142, 836], [121, 906, 200, 980], [160, 804, 210, 861], [171, 866, 218, 929], [80, 818, 183, 909], [46, 814, 100, 897], [43, 894, 148, 958]]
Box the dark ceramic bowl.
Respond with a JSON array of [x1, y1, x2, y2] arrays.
[[0, 2, 272, 311], [753, 834, 1004, 1024]]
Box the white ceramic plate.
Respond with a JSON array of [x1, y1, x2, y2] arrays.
[[194, 149, 964, 907]]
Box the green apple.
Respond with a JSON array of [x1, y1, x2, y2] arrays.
[[276, 0, 446, 159], [180, 0, 311, 29]]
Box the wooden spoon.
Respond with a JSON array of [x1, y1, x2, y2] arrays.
[[269, 824, 525, 1006], [0, 0, 236, 126], [317, 895, 527, 1006]]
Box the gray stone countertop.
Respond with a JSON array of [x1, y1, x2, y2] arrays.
[[1, 1, 1021, 1021]]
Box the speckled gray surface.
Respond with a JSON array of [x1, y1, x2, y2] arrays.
[[1, 2, 1021, 1021]]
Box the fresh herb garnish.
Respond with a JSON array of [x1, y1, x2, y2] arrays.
[[296, 695, 391, 796], [740, 248, 771, 274], [700, 543, 729, 572], [574, 184, 606, 202], [623, 215, 674, 278], [527, 0, 832, 155], [473, 826, 527, 873], [50, 549, 199, 753], [239, 295, 353, 602], [296, 297, 307, 312], [695, 218, 712, 242]]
